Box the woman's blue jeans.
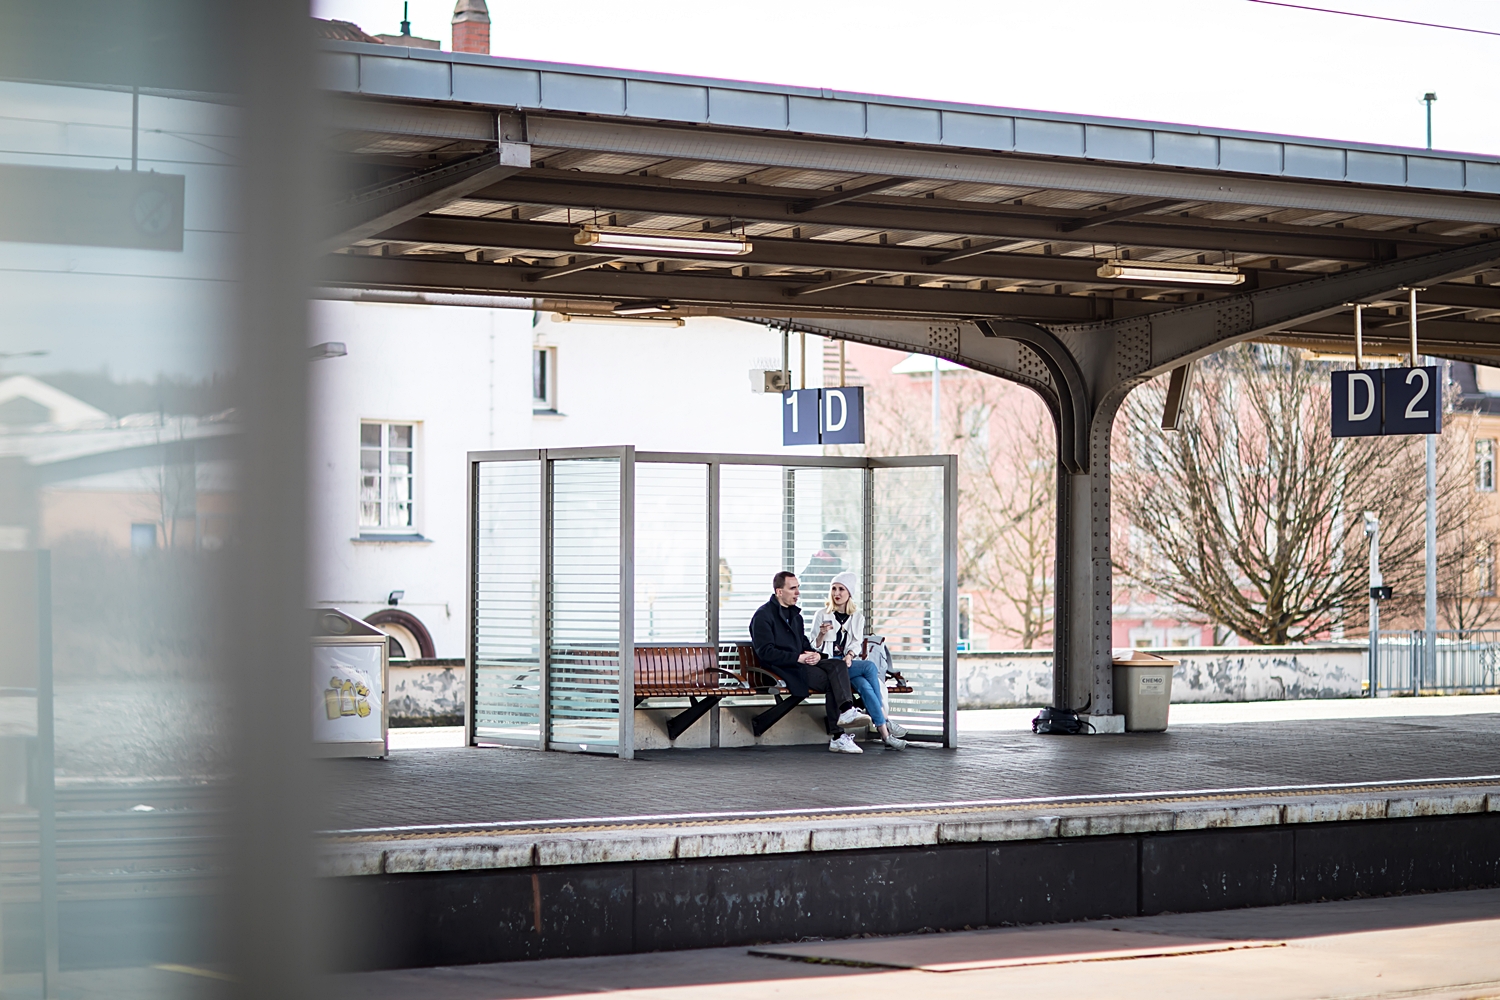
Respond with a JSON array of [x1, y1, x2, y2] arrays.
[[847, 659, 886, 727]]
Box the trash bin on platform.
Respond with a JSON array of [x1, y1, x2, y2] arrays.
[[312, 608, 388, 758], [1111, 650, 1178, 732]]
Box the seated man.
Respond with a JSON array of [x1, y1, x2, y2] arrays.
[[749, 570, 869, 754]]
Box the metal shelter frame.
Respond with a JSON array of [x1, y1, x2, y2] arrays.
[[322, 42, 1500, 727], [466, 447, 958, 758]]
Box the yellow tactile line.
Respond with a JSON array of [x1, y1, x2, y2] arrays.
[[324, 777, 1500, 844]]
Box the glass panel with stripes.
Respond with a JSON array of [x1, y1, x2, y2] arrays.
[[549, 458, 622, 751], [717, 464, 863, 673], [786, 467, 864, 611], [871, 465, 946, 737], [635, 463, 708, 644], [718, 464, 786, 672], [473, 460, 542, 746]]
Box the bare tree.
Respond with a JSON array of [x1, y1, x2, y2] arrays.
[[862, 371, 1056, 648], [961, 414, 1055, 648], [1114, 345, 1486, 644]]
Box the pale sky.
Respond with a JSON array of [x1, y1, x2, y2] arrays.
[[312, 0, 1500, 157]]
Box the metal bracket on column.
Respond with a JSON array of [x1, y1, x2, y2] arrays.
[[1160, 362, 1194, 431], [975, 319, 1091, 473]]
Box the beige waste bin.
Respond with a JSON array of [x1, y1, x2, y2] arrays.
[[1111, 650, 1178, 732]]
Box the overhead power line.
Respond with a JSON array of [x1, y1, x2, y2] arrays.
[[1245, 0, 1500, 38]]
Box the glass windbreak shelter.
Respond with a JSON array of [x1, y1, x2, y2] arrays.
[[468, 448, 957, 758]]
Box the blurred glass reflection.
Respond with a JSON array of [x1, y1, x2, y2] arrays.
[[0, 7, 256, 997]]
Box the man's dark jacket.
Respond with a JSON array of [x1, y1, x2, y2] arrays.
[[749, 596, 817, 693]]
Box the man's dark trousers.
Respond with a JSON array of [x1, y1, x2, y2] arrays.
[[778, 658, 854, 736]]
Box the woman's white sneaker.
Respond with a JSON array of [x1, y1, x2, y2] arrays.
[[836, 707, 871, 728], [882, 734, 908, 750], [828, 733, 863, 754], [886, 719, 908, 738]]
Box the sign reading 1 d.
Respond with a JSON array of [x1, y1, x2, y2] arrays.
[[1331, 366, 1441, 438], [783, 387, 865, 445]]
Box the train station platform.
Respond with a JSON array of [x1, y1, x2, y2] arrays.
[[314, 710, 1500, 971]]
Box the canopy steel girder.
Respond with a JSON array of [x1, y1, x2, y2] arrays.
[[508, 115, 1500, 227], [458, 172, 1456, 262], [760, 236, 1500, 724], [321, 148, 527, 254], [324, 246, 1500, 364], [366, 216, 1500, 307]]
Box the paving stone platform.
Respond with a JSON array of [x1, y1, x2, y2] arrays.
[[320, 714, 1500, 833]]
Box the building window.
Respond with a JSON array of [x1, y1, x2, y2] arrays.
[[1478, 440, 1495, 492], [1129, 625, 1166, 648], [360, 422, 415, 529], [1479, 542, 1497, 597], [533, 347, 556, 411]]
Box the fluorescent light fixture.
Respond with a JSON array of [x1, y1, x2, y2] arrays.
[[551, 312, 685, 328], [613, 302, 675, 316], [575, 225, 752, 256], [1300, 349, 1402, 365], [1097, 259, 1245, 285]]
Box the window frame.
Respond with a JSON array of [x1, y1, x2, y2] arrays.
[[532, 346, 558, 413], [1478, 541, 1497, 598], [359, 420, 420, 534], [1477, 439, 1496, 493]]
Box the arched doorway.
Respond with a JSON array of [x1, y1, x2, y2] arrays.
[[363, 608, 435, 661]]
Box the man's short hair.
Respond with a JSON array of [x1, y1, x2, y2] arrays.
[[773, 570, 797, 591], [823, 529, 849, 548]]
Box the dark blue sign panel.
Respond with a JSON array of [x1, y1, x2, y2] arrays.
[[782, 389, 821, 445], [821, 387, 865, 444], [1331, 369, 1383, 438], [1382, 365, 1443, 435]]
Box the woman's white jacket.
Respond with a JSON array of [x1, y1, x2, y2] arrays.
[[808, 607, 865, 658]]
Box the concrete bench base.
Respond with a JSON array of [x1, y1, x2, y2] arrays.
[[634, 702, 834, 750]]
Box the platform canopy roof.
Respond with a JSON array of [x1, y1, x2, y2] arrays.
[[321, 41, 1500, 362]]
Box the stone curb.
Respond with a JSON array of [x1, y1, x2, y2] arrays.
[[315, 787, 1500, 877]]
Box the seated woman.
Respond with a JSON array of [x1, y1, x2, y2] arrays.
[[809, 572, 908, 750]]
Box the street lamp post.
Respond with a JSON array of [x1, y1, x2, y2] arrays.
[[1365, 512, 1382, 696], [1423, 92, 1437, 150]]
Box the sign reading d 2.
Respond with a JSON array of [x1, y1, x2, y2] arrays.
[[1382, 365, 1442, 435], [1331, 369, 1382, 437], [821, 386, 865, 444], [782, 389, 821, 445]]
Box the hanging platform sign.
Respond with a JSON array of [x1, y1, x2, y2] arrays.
[[783, 387, 865, 445], [1331, 367, 1441, 437]]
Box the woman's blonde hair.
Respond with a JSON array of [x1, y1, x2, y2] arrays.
[[825, 582, 857, 614]]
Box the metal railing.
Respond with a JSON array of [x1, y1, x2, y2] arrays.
[[1372, 630, 1500, 695]]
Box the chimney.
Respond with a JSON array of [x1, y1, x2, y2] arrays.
[[452, 0, 490, 54]]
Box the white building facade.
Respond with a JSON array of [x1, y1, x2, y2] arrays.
[[307, 299, 822, 658]]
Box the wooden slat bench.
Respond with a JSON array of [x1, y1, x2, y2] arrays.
[[558, 643, 912, 742], [632, 644, 756, 741], [734, 643, 913, 737]]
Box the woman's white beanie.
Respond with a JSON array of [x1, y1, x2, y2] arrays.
[[830, 570, 857, 595]]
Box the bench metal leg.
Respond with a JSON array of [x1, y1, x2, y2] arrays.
[[751, 692, 806, 737], [666, 695, 722, 742]]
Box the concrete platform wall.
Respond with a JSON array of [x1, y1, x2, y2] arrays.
[[958, 645, 1366, 709], [389, 660, 465, 726], [325, 812, 1500, 970], [393, 646, 1370, 725]]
